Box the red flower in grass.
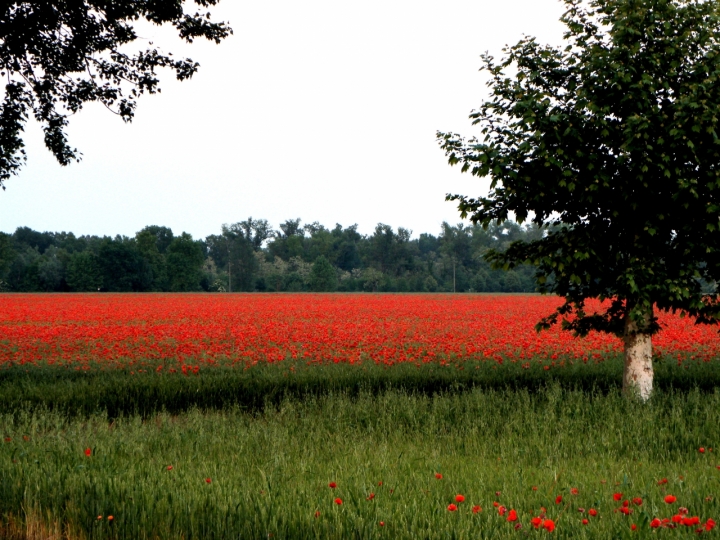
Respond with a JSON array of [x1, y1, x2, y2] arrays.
[[447, 504, 457, 512], [555, 495, 563, 504], [672, 514, 683, 524], [455, 494, 465, 503], [498, 506, 507, 516], [581, 519, 589, 525], [84, 448, 92, 457], [658, 477, 668, 485], [706, 518, 716, 531], [681, 516, 700, 527], [166, 466, 173, 471], [570, 488, 579, 495], [379, 521, 385, 527], [334, 498, 343, 505], [664, 495, 677, 504], [107, 516, 113, 522], [205, 478, 212, 484], [631, 524, 637, 531], [472, 505, 481, 514], [619, 506, 632, 516], [588, 508, 597, 517], [531, 517, 542, 529], [507, 509, 518, 522], [613, 492, 623, 501], [435, 473, 443, 480], [314, 511, 320, 518], [532, 486, 538, 491], [328, 482, 337, 488], [650, 518, 662, 528], [632, 497, 642, 506], [700, 447, 706, 453], [367, 493, 375, 501], [542, 519, 555, 532]]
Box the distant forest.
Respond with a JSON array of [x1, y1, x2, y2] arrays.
[[0, 220, 545, 293]]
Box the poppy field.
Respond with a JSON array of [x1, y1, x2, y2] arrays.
[[0, 293, 719, 539]]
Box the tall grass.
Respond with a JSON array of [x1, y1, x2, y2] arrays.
[[1, 373, 719, 538]]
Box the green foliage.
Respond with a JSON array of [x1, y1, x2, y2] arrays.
[[166, 233, 204, 292], [439, 0, 720, 336], [1, 220, 547, 293], [0, 368, 719, 538], [66, 251, 103, 292], [0, 1, 232, 187], [310, 255, 338, 292]]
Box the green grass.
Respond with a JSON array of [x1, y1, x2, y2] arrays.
[[1, 355, 720, 418], [1, 363, 720, 539]]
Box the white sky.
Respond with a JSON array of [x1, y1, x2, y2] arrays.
[[0, 0, 566, 240]]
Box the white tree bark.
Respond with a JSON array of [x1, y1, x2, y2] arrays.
[[623, 307, 653, 401]]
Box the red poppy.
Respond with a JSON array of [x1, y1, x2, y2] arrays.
[[378, 481, 383, 486], [570, 488, 579, 495], [447, 504, 457, 512], [379, 521, 385, 527], [581, 519, 589, 525], [328, 482, 337, 489], [205, 478, 212, 484], [577, 508, 585, 513], [664, 495, 677, 504], [435, 473, 443, 480], [107, 516, 113, 522], [700, 447, 706, 453], [84, 448, 92, 457], [507, 509, 518, 522], [367, 493, 375, 501], [314, 511, 320, 518], [613, 493, 623, 501], [622, 500, 629, 507], [542, 519, 555, 532], [631, 524, 637, 531], [166, 466, 173, 471], [498, 506, 507, 516], [530, 517, 542, 529], [472, 505, 481, 514], [555, 495, 563, 504], [455, 494, 465, 503], [658, 478, 668, 485], [3, 437, 10, 442], [588, 508, 597, 517], [334, 498, 343, 505], [619, 507, 631, 515], [632, 497, 642, 506], [532, 486, 538, 491], [672, 514, 683, 523], [706, 518, 716, 531], [493, 501, 499, 507], [650, 518, 662, 528]]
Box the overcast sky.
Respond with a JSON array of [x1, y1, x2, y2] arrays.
[[0, 0, 566, 240]]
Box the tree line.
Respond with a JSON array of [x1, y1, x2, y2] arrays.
[[0, 220, 544, 293]]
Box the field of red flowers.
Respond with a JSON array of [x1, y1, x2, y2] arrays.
[[1, 293, 718, 369]]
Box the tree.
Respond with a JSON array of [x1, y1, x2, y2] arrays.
[[166, 232, 204, 291], [438, 0, 720, 399], [0, 1, 232, 188], [66, 251, 102, 291], [310, 255, 337, 292]]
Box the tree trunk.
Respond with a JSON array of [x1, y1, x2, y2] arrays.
[[622, 305, 653, 400]]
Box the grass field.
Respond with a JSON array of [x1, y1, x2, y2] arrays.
[[0, 294, 719, 538]]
